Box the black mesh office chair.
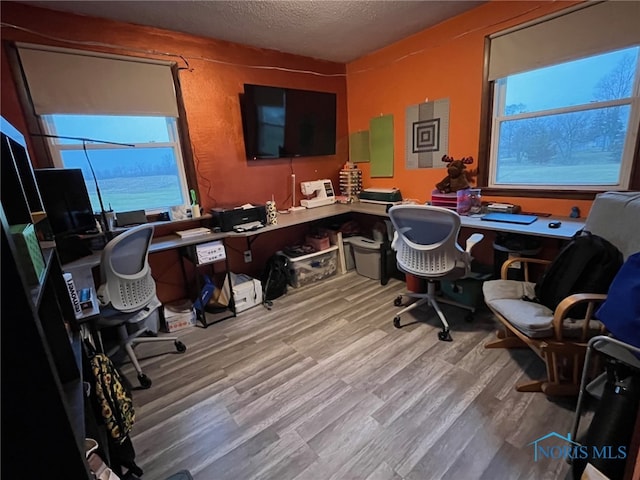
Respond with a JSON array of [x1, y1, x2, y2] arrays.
[[96, 224, 186, 388], [389, 205, 484, 341]]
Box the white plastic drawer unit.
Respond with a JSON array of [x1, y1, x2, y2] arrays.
[[281, 245, 339, 288]]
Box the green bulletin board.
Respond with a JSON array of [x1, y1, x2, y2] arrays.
[[369, 114, 394, 177], [349, 131, 370, 163]]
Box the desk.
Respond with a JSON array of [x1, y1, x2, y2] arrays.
[[63, 203, 585, 313], [64, 203, 584, 272]]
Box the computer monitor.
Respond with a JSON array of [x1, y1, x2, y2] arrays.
[[34, 168, 97, 238]]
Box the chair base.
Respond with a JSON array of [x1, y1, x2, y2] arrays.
[[484, 318, 585, 397], [102, 324, 187, 389], [392, 281, 474, 341]]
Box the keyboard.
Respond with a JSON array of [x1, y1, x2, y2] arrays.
[[175, 227, 212, 238], [481, 213, 538, 225]]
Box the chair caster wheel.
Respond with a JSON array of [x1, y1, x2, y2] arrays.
[[438, 330, 452, 342], [393, 316, 402, 329], [464, 312, 474, 323], [394, 296, 403, 307], [138, 373, 152, 389], [175, 340, 187, 353]]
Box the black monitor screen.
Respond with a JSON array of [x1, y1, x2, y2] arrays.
[[240, 84, 337, 159], [34, 168, 96, 237]]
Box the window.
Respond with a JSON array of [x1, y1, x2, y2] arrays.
[[482, 1, 640, 194], [16, 43, 191, 213], [489, 46, 640, 190], [42, 115, 189, 213]]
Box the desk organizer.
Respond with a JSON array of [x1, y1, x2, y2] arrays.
[[280, 245, 338, 288], [430, 190, 458, 210]]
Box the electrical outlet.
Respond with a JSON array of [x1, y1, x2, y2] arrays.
[[244, 250, 252, 263]]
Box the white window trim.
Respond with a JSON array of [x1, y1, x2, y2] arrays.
[[40, 116, 190, 214], [488, 56, 640, 191]]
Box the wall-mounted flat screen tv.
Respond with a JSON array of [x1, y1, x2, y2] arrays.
[[240, 84, 337, 159]]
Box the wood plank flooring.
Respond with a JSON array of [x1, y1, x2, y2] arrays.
[[122, 272, 582, 480]]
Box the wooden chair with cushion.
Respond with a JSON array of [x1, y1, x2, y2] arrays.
[[482, 191, 640, 396]]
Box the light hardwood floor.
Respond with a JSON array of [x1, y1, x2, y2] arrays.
[[122, 272, 581, 480]]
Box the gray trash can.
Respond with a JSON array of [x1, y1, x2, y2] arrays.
[[347, 236, 382, 280]]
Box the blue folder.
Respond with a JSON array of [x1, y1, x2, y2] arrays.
[[481, 212, 538, 225]]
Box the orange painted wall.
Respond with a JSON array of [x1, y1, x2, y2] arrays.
[[346, 0, 595, 217], [0, 2, 349, 301], [0, 2, 348, 211]]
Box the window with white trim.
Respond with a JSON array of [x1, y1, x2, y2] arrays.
[[16, 43, 190, 213], [490, 46, 640, 190], [484, 1, 640, 193], [41, 115, 189, 213]]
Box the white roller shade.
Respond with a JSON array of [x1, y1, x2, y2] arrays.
[[488, 1, 640, 81], [17, 44, 179, 117]]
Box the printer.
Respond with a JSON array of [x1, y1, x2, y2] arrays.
[[210, 205, 267, 232], [358, 188, 403, 204]]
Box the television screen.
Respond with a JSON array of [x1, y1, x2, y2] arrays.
[[34, 168, 97, 237], [240, 84, 337, 159]]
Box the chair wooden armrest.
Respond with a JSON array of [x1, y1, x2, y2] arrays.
[[552, 293, 608, 341], [500, 257, 551, 281]]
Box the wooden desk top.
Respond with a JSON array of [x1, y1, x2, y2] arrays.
[[62, 202, 585, 273]]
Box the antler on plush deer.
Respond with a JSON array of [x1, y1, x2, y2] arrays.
[[441, 155, 474, 165]]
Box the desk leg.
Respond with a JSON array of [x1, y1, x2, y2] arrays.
[[380, 243, 388, 286]]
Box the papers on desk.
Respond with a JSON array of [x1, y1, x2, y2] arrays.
[[175, 227, 212, 238]]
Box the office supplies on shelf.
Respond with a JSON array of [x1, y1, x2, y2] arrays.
[[210, 205, 267, 232], [481, 212, 538, 225], [115, 209, 147, 227], [79, 287, 94, 310], [300, 179, 337, 208], [186, 240, 226, 265], [339, 164, 362, 203], [175, 227, 212, 238], [359, 188, 402, 204], [63, 272, 83, 319], [486, 202, 521, 214]]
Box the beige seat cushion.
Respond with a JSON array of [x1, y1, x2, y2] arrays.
[[483, 280, 554, 337], [483, 279, 602, 339]]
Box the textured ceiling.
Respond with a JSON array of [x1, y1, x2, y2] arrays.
[[18, 1, 486, 62]]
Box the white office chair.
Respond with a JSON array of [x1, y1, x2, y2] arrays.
[[389, 205, 484, 341], [96, 224, 186, 389]]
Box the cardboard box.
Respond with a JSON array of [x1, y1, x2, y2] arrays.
[[163, 300, 196, 332], [230, 274, 263, 312]]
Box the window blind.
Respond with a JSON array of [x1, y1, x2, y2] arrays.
[[488, 1, 640, 81], [17, 44, 179, 117]]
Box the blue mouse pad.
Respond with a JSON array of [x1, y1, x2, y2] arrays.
[[481, 212, 538, 224]]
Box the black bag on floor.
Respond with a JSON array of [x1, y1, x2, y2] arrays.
[[261, 254, 290, 302]]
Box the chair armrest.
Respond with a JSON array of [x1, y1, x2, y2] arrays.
[[465, 233, 484, 253], [552, 293, 608, 341], [500, 257, 551, 281]]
